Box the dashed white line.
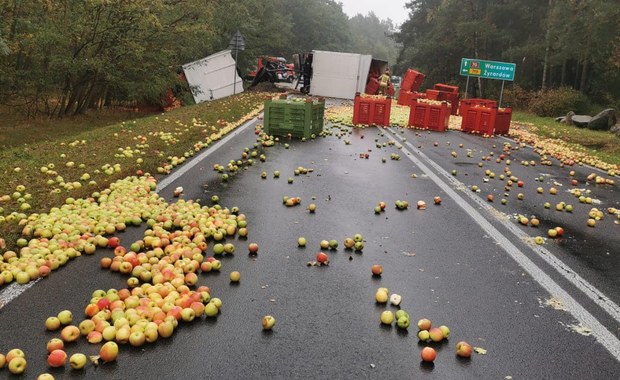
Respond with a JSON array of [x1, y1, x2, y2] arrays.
[[384, 127, 620, 360]]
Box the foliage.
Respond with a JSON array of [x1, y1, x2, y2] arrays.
[[527, 87, 591, 116], [395, 0, 619, 105]]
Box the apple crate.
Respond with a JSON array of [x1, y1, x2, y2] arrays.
[[353, 93, 392, 127], [264, 97, 325, 139], [397, 89, 426, 106], [408, 100, 450, 132], [432, 84, 460, 115], [494, 107, 513, 135], [458, 98, 498, 116], [460, 106, 496, 135], [401, 69, 426, 92], [365, 77, 380, 95]]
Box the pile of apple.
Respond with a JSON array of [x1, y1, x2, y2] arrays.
[[0, 176, 168, 288]]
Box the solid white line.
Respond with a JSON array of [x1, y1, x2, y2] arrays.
[[0, 278, 40, 311], [156, 116, 259, 193], [384, 127, 620, 360]]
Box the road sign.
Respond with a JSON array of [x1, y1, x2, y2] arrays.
[[228, 31, 245, 53], [460, 58, 516, 81]]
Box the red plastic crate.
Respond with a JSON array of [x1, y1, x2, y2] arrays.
[[494, 107, 512, 135], [425, 89, 440, 100], [433, 83, 459, 93], [365, 78, 380, 95], [401, 69, 426, 92], [407, 101, 450, 132], [353, 93, 392, 126], [458, 98, 498, 116], [397, 90, 426, 106], [460, 106, 497, 135], [431, 84, 460, 115], [397, 89, 412, 106]]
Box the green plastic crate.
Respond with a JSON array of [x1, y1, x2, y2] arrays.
[[264, 97, 325, 139]]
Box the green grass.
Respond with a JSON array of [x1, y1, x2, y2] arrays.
[[0, 92, 270, 243], [512, 111, 620, 166]]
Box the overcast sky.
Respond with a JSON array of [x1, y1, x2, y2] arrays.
[[339, 0, 410, 26]]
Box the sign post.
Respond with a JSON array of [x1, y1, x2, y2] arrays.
[[228, 31, 245, 95], [460, 58, 516, 107]]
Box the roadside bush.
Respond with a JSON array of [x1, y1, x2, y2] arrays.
[[527, 87, 590, 116], [502, 84, 530, 110]]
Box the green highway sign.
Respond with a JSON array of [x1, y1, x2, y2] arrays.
[[460, 58, 516, 81]]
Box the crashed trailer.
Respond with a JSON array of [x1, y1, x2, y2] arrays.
[[308, 50, 388, 100], [182, 49, 244, 103]]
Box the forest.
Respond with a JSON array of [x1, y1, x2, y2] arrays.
[[0, 0, 617, 117]]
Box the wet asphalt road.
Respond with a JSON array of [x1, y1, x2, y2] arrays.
[[1, 114, 619, 379]]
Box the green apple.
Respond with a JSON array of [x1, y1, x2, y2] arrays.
[[262, 315, 276, 330]]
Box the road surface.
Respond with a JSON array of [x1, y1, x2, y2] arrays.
[[1, 111, 619, 379]]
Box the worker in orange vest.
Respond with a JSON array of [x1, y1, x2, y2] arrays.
[[378, 69, 391, 95]]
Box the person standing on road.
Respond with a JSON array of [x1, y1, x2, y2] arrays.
[[378, 69, 391, 96]]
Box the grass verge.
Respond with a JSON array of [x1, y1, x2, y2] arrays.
[[0, 92, 272, 245]]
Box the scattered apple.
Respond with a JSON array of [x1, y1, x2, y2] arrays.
[[371, 264, 383, 276], [262, 315, 276, 330], [229, 271, 241, 282], [47, 349, 67, 368], [421, 347, 436, 362], [69, 353, 87, 369], [456, 341, 473, 358], [380, 310, 394, 325]]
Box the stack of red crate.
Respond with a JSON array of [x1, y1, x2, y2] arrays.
[[407, 100, 450, 132], [397, 69, 426, 106], [459, 98, 513, 135], [353, 93, 392, 127], [431, 83, 460, 115]]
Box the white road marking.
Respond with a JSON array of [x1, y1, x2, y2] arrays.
[[384, 127, 620, 360], [0, 278, 40, 311], [156, 117, 259, 193]]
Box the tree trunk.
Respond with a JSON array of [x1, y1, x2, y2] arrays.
[[541, 0, 553, 89], [579, 59, 588, 92], [560, 59, 567, 86]]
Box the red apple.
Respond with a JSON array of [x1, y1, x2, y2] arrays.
[[248, 243, 259, 254], [421, 347, 437, 362], [46, 338, 64, 353], [60, 325, 80, 342], [316, 252, 328, 264], [47, 349, 67, 367], [417, 318, 431, 331], [456, 341, 473, 358], [99, 341, 119, 363], [108, 237, 120, 248], [555, 227, 565, 237], [371, 265, 383, 276], [429, 327, 444, 342]]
